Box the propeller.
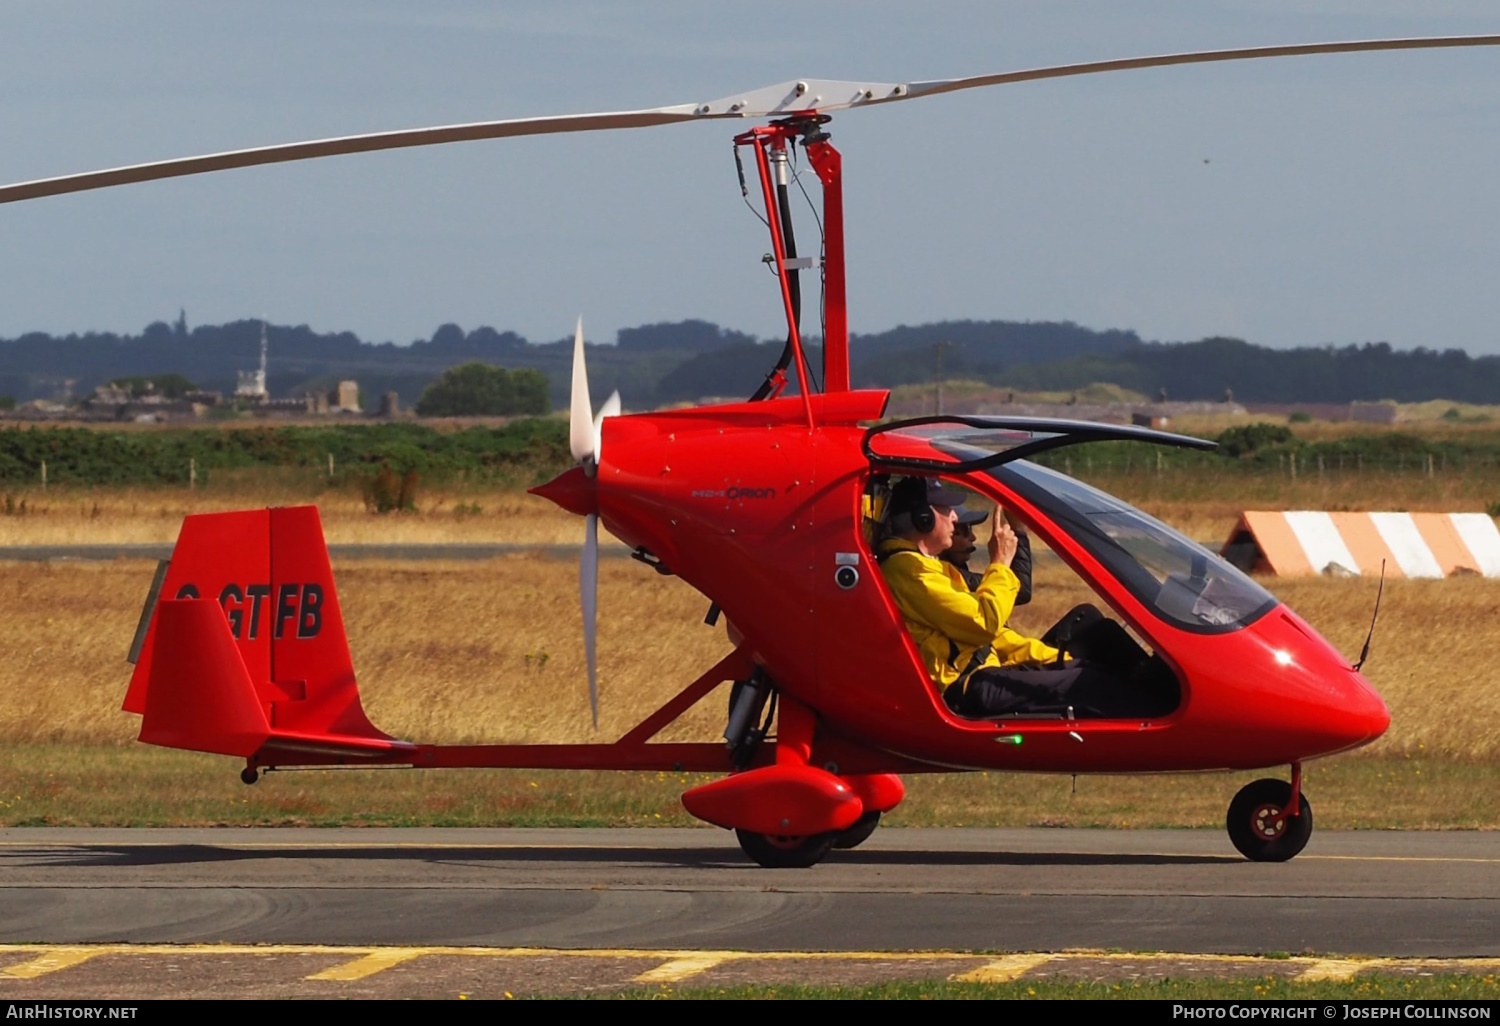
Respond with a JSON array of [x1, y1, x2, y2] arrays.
[[2, 35, 1498, 206], [567, 317, 620, 729]]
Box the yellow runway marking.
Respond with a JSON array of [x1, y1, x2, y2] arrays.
[[633, 955, 735, 983], [1303, 855, 1500, 864], [1297, 958, 1390, 982], [2, 949, 102, 979], [0, 944, 1497, 984], [953, 953, 1054, 983], [305, 948, 426, 981]]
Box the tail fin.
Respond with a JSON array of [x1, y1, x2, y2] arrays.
[[127, 506, 410, 758]]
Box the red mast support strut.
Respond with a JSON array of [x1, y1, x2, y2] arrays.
[[805, 137, 848, 393]]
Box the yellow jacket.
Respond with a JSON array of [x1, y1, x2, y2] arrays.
[[877, 537, 1061, 691]]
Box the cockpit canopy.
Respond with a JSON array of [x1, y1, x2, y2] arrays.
[[866, 417, 1275, 634]]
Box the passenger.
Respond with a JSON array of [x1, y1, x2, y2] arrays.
[[942, 508, 1150, 681], [942, 506, 1031, 604], [878, 476, 1169, 720]]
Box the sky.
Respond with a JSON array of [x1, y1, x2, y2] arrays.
[[1, 2, 1498, 354]]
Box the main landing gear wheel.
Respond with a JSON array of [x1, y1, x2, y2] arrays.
[[735, 829, 836, 868], [832, 810, 881, 850], [1226, 778, 1313, 862]]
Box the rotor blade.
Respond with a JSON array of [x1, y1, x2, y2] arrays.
[[3, 35, 1495, 207], [581, 512, 600, 730], [568, 317, 594, 464], [593, 390, 621, 466], [897, 35, 1500, 104], [0, 106, 700, 206]]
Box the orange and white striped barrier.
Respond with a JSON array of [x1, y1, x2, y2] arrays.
[[1221, 511, 1500, 578]]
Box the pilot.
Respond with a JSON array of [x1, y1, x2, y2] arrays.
[[878, 476, 1157, 720]]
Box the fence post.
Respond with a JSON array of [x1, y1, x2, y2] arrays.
[[40, 460, 46, 493], [328, 453, 335, 479], [1426, 453, 1435, 478], [1290, 452, 1297, 479], [189, 458, 196, 490]]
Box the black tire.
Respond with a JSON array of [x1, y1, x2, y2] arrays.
[[832, 811, 881, 850], [1226, 778, 1313, 862], [735, 829, 836, 868]]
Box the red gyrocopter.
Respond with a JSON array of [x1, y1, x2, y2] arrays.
[[7, 35, 1490, 866]]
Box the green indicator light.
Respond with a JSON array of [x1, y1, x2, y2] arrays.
[[994, 734, 1023, 745]]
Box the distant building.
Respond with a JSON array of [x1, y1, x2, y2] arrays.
[[334, 380, 360, 413], [235, 321, 270, 401]]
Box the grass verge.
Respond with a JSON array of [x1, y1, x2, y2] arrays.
[[604, 973, 1500, 999], [1, 745, 1495, 829]]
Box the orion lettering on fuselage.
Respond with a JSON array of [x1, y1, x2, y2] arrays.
[[689, 487, 777, 500]]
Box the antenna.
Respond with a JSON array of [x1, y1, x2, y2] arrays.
[[1353, 559, 1386, 672]]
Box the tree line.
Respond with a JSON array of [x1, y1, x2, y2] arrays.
[[4, 316, 1499, 411]]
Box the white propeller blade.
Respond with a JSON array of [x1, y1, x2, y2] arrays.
[[581, 512, 600, 730], [4, 36, 1497, 206], [593, 390, 621, 467], [568, 317, 595, 465], [567, 321, 612, 728]]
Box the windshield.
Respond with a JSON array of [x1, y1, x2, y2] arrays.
[[976, 457, 1277, 634]]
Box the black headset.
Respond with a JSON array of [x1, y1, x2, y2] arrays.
[[890, 476, 937, 533], [911, 503, 935, 533]]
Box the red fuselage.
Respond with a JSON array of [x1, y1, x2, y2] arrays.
[[534, 389, 1390, 775]]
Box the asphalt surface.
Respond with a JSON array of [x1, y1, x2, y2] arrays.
[[1, 828, 1495, 957]]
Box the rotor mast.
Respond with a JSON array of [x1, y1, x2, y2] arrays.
[[736, 114, 851, 421]]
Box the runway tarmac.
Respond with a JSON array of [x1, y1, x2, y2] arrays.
[[2, 827, 1495, 957]]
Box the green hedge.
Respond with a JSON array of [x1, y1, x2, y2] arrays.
[[0, 420, 571, 486]]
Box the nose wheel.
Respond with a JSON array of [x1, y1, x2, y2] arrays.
[[1226, 777, 1312, 862]]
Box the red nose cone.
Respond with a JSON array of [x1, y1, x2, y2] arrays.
[[529, 464, 597, 517], [1343, 670, 1392, 748]]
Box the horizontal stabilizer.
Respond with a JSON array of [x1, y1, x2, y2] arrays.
[[139, 598, 271, 757], [255, 730, 417, 758]]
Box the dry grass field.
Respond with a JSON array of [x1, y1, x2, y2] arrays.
[[0, 479, 605, 546], [4, 464, 1495, 551], [2, 553, 1495, 757], [1, 475, 1498, 827]]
